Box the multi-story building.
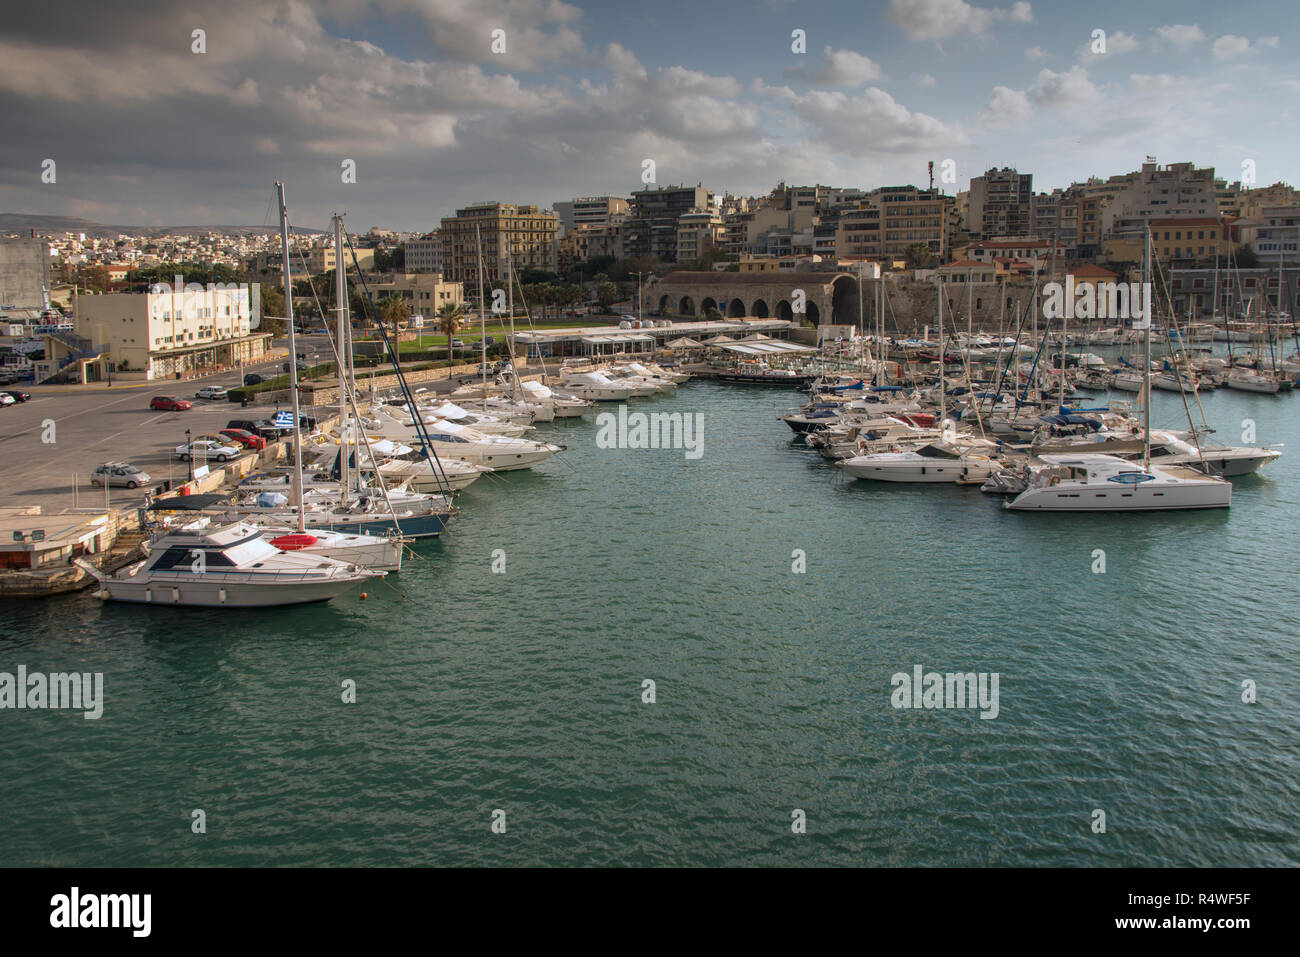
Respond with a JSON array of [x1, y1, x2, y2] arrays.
[[1239, 203, 1300, 266], [74, 284, 270, 379], [872, 185, 954, 262], [366, 272, 463, 316], [301, 242, 374, 274], [405, 232, 443, 273], [967, 167, 1033, 239], [0, 236, 52, 310], [554, 196, 629, 237], [1102, 217, 1239, 265], [675, 210, 725, 265], [623, 185, 712, 262], [440, 203, 559, 284], [557, 224, 625, 271], [1102, 160, 1222, 238]]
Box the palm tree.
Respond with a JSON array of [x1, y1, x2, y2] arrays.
[[436, 302, 466, 363], [379, 294, 411, 337]]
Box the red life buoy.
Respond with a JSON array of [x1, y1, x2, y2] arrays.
[[270, 534, 320, 551]]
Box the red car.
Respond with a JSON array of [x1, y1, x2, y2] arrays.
[[220, 428, 266, 451], [149, 395, 192, 411]]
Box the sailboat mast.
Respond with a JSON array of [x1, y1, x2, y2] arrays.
[[275, 184, 307, 533], [333, 214, 350, 499], [937, 276, 945, 421], [476, 223, 487, 407], [506, 243, 518, 401], [1143, 225, 1152, 471]]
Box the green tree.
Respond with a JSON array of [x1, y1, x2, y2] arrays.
[[379, 294, 411, 336], [436, 301, 466, 363], [904, 243, 935, 270]]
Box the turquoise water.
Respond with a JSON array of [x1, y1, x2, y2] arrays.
[[2, 377, 1298, 866]]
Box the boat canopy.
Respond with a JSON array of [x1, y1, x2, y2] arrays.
[[1040, 413, 1101, 428], [146, 493, 232, 511]]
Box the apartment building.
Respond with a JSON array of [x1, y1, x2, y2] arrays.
[[405, 233, 443, 273], [440, 203, 559, 284], [967, 168, 1033, 238], [623, 185, 712, 262]]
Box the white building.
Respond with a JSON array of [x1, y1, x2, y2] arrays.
[[75, 284, 270, 380]]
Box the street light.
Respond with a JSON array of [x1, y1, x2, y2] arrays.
[[185, 428, 193, 482]]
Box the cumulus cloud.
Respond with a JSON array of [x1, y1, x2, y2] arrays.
[[1154, 24, 1206, 50], [916, 73, 937, 87], [1078, 30, 1139, 60], [980, 85, 1033, 127], [1030, 65, 1100, 106], [886, 0, 1033, 42], [785, 47, 884, 87], [1025, 46, 1050, 61]]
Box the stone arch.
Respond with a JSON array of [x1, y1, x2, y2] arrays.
[[831, 275, 861, 327], [657, 294, 670, 315], [701, 297, 719, 316], [805, 301, 821, 326], [678, 296, 695, 317], [776, 299, 794, 322], [727, 297, 746, 318], [751, 299, 770, 318]]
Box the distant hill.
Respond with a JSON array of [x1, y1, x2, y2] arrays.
[[0, 213, 324, 238]]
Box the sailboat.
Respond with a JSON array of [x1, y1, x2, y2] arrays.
[[1007, 227, 1232, 512]]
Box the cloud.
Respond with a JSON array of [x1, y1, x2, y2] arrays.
[[886, 0, 1033, 42], [1153, 24, 1206, 50], [1029, 65, 1100, 106], [785, 47, 884, 87], [1213, 35, 1251, 59], [980, 85, 1033, 127], [1078, 30, 1139, 60], [1257, 36, 1280, 49], [755, 81, 966, 155], [1025, 46, 1050, 61], [916, 73, 937, 87]]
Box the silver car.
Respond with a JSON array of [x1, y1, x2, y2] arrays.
[[90, 463, 152, 488]]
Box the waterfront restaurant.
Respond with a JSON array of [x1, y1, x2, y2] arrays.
[[513, 318, 798, 359]]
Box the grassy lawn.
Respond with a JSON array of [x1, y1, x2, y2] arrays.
[[394, 315, 624, 353]]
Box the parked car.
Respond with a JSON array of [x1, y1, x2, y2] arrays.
[[175, 439, 241, 462], [4, 389, 32, 402], [219, 428, 266, 451], [194, 385, 229, 400], [90, 463, 152, 488], [298, 414, 317, 431], [0, 393, 15, 407], [282, 360, 310, 373], [450, 338, 468, 350], [226, 418, 284, 441], [149, 395, 192, 411], [243, 373, 264, 386]]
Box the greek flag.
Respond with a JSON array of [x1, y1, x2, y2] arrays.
[[272, 410, 295, 429]]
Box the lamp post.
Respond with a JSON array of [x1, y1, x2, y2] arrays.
[[185, 428, 193, 483]]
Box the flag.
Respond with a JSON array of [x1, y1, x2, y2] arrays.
[[272, 410, 295, 429]]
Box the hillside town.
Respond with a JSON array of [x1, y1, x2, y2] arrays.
[[2, 157, 1296, 386]]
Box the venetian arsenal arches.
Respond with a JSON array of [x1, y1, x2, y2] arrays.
[[645, 270, 865, 326]]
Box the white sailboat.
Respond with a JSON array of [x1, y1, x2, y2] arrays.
[[1007, 226, 1232, 512]]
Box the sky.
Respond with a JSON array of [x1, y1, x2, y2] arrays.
[[0, 0, 1296, 232]]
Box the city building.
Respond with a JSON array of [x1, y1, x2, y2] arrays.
[[405, 233, 443, 273], [553, 196, 629, 237], [623, 185, 712, 262], [366, 272, 463, 316], [73, 284, 271, 381], [967, 168, 1033, 239], [0, 236, 52, 310], [440, 203, 559, 284]]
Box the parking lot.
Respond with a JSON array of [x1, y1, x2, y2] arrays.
[[0, 356, 309, 512], [0, 340, 476, 512]]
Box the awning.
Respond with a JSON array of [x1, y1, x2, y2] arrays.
[[146, 493, 231, 511]]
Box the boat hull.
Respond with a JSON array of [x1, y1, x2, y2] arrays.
[[91, 573, 371, 607]]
